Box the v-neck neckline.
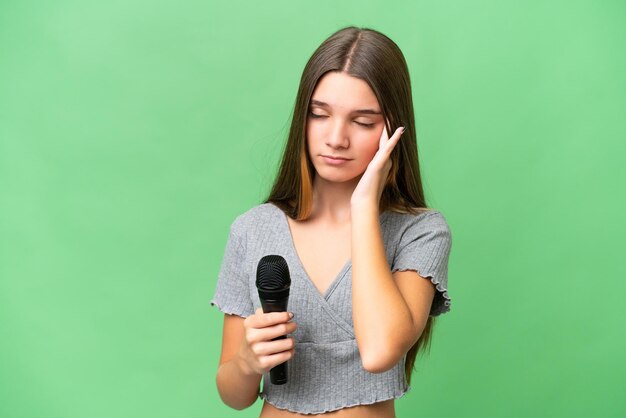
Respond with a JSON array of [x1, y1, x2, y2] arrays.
[[271, 203, 388, 300]]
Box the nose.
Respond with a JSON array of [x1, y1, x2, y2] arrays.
[[325, 120, 349, 149]]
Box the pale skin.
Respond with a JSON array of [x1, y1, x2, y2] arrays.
[[216, 72, 436, 417]]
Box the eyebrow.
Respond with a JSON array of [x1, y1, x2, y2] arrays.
[[310, 99, 382, 115]]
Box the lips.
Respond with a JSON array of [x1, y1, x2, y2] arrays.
[[320, 155, 352, 166], [321, 155, 351, 161]]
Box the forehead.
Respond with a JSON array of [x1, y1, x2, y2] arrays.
[[310, 72, 381, 112]]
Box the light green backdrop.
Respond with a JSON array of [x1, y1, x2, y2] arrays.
[[1, 1, 624, 417]]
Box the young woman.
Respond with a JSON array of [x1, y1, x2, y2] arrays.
[[211, 26, 453, 417]]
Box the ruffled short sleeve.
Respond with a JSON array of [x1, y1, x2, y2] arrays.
[[210, 219, 254, 318], [390, 211, 452, 317]]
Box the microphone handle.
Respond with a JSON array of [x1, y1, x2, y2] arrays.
[[260, 298, 289, 385]]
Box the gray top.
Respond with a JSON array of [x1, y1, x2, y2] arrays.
[[211, 203, 452, 415]]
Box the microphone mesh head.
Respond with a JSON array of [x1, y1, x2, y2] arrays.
[[256, 255, 291, 290]]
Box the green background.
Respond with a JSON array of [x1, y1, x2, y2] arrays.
[[1, 0, 624, 417]]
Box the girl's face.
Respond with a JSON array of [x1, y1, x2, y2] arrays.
[[306, 71, 384, 184]]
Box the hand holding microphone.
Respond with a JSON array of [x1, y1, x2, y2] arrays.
[[238, 309, 296, 379], [237, 255, 295, 384]]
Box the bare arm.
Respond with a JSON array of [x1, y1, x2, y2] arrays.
[[347, 123, 436, 373], [351, 204, 435, 373], [216, 314, 261, 410], [216, 310, 297, 410]]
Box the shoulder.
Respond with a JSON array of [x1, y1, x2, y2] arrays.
[[229, 202, 281, 236]]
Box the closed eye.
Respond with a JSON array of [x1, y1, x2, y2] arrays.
[[308, 112, 375, 129]]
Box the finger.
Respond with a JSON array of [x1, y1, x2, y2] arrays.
[[244, 307, 265, 328], [259, 349, 295, 372], [392, 126, 404, 140], [379, 124, 389, 149], [251, 337, 296, 356], [385, 126, 405, 153], [250, 321, 298, 342], [246, 310, 293, 329]]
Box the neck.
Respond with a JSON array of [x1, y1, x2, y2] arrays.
[[309, 175, 360, 224]]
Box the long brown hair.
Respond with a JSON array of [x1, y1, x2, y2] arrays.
[[265, 26, 437, 385]]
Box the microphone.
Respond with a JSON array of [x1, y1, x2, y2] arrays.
[[256, 255, 292, 385]]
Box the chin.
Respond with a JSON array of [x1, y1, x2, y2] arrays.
[[314, 168, 361, 184]]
